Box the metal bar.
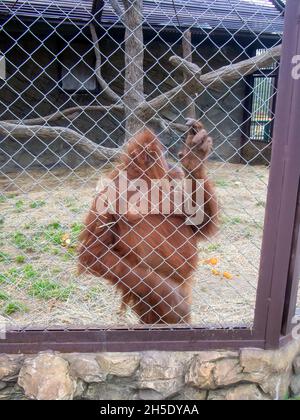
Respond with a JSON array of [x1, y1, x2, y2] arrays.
[[0, 0, 288, 354], [281, 181, 300, 335], [254, 0, 300, 348], [0, 327, 262, 354]]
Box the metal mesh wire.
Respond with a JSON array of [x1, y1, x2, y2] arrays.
[[0, 0, 285, 329]]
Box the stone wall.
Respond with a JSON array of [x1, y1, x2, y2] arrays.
[[1, 339, 300, 400], [0, 28, 248, 172]]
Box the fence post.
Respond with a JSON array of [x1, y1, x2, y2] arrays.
[[254, 0, 300, 349]]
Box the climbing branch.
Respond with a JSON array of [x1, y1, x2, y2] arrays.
[[139, 44, 282, 120], [90, 23, 121, 103], [109, 0, 125, 20], [0, 122, 120, 160], [182, 29, 197, 120], [4, 105, 124, 126], [1, 43, 281, 161]]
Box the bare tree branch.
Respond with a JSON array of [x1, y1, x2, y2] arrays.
[[4, 105, 124, 126], [152, 118, 187, 134], [140, 44, 282, 120], [109, 0, 125, 20], [200, 44, 281, 86], [169, 56, 202, 80], [90, 23, 121, 103], [0, 122, 120, 160], [182, 30, 197, 119], [1, 44, 281, 163]]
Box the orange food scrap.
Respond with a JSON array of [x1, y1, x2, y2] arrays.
[[223, 272, 234, 280], [204, 258, 218, 266], [211, 269, 221, 276], [61, 233, 71, 247]]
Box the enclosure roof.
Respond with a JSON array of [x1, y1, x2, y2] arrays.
[[0, 0, 285, 35]]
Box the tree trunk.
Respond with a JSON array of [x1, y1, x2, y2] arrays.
[[123, 0, 145, 139]]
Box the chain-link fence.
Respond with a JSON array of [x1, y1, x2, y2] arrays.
[[0, 0, 288, 333]]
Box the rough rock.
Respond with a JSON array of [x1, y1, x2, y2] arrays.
[[240, 342, 300, 399], [18, 353, 76, 400], [84, 382, 136, 400], [138, 388, 164, 400], [138, 352, 188, 398], [185, 359, 215, 389], [208, 384, 269, 401], [185, 351, 237, 389], [214, 358, 244, 387], [173, 387, 207, 401], [74, 380, 87, 399], [0, 384, 27, 400], [260, 373, 291, 400], [96, 353, 140, 378], [293, 356, 300, 375], [290, 375, 300, 397], [240, 341, 300, 382], [0, 355, 23, 381], [65, 354, 106, 383]]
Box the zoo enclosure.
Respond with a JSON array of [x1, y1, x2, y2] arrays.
[[0, 0, 299, 352]]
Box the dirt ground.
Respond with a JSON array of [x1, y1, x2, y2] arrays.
[[0, 162, 298, 329]]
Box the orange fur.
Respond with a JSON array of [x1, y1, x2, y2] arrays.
[[78, 122, 218, 324]]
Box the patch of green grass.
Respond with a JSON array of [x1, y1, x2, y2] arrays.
[[230, 217, 242, 225], [23, 223, 33, 230], [30, 200, 46, 209], [222, 216, 243, 226], [64, 197, 77, 207], [15, 255, 26, 264], [64, 197, 82, 214], [42, 221, 83, 249], [0, 195, 7, 204], [29, 279, 73, 301], [15, 200, 24, 213], [71, 222, 84, 235], [44, 222, 65, 246], [51, 249, 60, 256], [70, 223, 84, 244], [86, 285, 107, 300], [0, 264, 39, 288], [0, 251, 12, 263], [0, 274, 7, 285], [51, 268, 62, 275], [0, 217, 4, 227], [23, 264, 39, 280], [61, 249, 76, 261], [2, 301, 28, 316], [0, 268, 20, 285], [216, 179, 230, 188], [0, 290, 9, 301], [69, 207, 81, 214], [12, 232, 37, 252], [206, 243, 221, 252]]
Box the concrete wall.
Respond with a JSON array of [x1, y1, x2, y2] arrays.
[[0, 29, 248, 172], [1, 339, 300, 400]]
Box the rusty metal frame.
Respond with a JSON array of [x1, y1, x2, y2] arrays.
[[0, 0, 299, 354]]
